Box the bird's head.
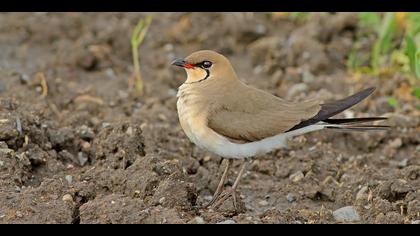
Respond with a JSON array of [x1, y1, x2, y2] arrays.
[[171, 50, 237, 85]]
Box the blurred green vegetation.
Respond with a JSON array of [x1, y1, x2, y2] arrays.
[[269, 13, 420, 104], [349, 12, 420, 78], [130, 15, 153, 97], [348, 12, 420, 104], [273, 12, 419, 83], [288, 12, 309, 22]]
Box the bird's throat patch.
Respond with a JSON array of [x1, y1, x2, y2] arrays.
[[185, 68, 210, 84]]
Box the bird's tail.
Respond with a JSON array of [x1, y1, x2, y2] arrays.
[[323, 117, 390, 132]]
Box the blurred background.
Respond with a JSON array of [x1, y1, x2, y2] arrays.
[[0, 13, 419, 224]]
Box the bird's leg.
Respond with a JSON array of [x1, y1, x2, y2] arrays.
[[211, 159, 249, 210], [204, 159, 232, 207]]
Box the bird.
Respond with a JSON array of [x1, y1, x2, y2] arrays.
[[171, 50, 389, 210]]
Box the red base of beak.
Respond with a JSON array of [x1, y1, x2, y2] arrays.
[[184, 64, 194, 69]]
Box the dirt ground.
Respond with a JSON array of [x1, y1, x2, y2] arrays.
[[0, 12, 419, 224]]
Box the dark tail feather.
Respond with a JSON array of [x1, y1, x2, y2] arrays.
[[325, 125, 390, 132], [324, 116, 390, 132], [288, 87, 377, 132], [324, 117, 388, 125]]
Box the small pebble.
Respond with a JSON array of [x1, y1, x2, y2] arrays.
[[164, 43, 174, 52], [333, 206, 361, 222], [0, 141, 8, 149], [81, 141, 91, 150], [15, 117, 22, 135], [62, 194, 73, 203], [258, 200, 269, 206], [286, 193, 296, 203], [140, 123, 147, 130], [78, 152, 88, 166], [253, 65, 264, 75], [158, 114, 167, 121], [167, 89, 177, 97], [159, 197, 166, 204], [343, 110, 355, 119], [118, 90, 129, 99], [16, 211, 23, 218], [289, 171, 304, 182], [105, 68, 117, 80], [217, 219, 236, 224], [19, 73, 30, 84], [78, 125, 94, 139], [302, 51, 310, 59], [126, 126, 133, 136], [203, 195, 213, 202], [102, 122, 111, 128], [398, 159, 408, 168], [287, 83, 308, 99], [389, 138, 402, 149], [411, 220, 420, 224], [65, 175, 73, 184], [194, 216, 205, 224], [203, 156, 211, 162], [302, 70, 315, 83], [356, 186, 368, 201], [255, 24, 266, 34]]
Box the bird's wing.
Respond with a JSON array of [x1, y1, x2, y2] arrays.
[[207, 85, 321, 142]]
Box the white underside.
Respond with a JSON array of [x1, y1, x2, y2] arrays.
[[200, 124, 325, 159]]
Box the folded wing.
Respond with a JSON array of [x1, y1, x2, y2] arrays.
[[208, 85, 321, 142]]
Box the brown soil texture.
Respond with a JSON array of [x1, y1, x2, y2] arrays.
[[0, 13, 419, 224]]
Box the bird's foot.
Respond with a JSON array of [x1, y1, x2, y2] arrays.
[[208, 186, 240, 210], [202, 159, 232, 209], [205, 159, 248, 211]]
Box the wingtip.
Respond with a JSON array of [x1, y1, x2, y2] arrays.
[[364, 87, 376, 95], [355, 87, 376, 100]]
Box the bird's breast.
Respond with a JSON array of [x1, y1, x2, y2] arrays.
[[177, 86, 207, 147]]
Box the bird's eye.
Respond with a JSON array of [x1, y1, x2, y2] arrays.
[[202, 61, 212, 68]]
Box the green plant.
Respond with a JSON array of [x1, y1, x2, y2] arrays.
[[349, 12, 420, 103], [130, 15, 153, 97], [406, 13, 420, 36], [405, 34, 420, 79], [413, 87, 420, 99], [359, 12, 420, 79], [359, 12, 381, 29], [289, 12, 309, 22], [370, 13, 397, 72], [416, 50, 420, 79], [387, 97, 398, 108]]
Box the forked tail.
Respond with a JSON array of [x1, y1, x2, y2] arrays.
[[287, 87, 390, 132], [323, 117, 390, 131]]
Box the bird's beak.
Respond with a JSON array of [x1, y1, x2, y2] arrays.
[[171, 58, 194, 69]]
